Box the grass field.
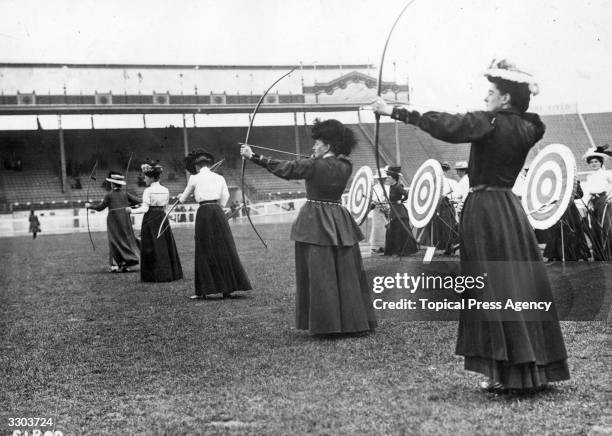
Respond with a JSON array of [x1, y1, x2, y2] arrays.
[[1, 223, 611, 435]]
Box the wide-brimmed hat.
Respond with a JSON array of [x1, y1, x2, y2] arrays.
[[583, 144, 612, 163], [184, 150, 215, 175], [454, 161, 468, 170], [386, 166, 401, 178], [105, 171, 126, 185], [484, 58, 540, 96]]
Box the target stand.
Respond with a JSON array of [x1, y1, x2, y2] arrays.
[[522, 143, 577, 262], [407, 160, 444, 260], [347, 166, 375, 257]]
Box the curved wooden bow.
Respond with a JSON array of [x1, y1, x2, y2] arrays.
[[241, 67, 297, 249], [86, 160, 98, 251], [374, 1, 417, 241]]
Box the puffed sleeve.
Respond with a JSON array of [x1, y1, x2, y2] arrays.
[[391, 107, 495, 144], [130, 188, 150, 214], [249, 154, 316, 180]]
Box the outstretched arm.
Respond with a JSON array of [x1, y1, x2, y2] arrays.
[[240, 144, 315, 180]]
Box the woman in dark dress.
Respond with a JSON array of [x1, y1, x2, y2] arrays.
[[240, 119, 376, 335], [87, 171, 140, 272], [179, 151, 251, 299], [127, 161, 183, 282], [543, 181, 590, 262], [384, 166, 418, 256], [373, 59, 570, 392], [28, 210, 41, 239]]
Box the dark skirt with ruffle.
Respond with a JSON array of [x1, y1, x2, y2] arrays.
[[107, 210, 140, 267], [585, 194, 612, 261], [417, 197, 457, 250], [291, 201, 377, 334], [140, 207, 183, 282], [456, 191, 570, 389], [543, 202, 590, 261], [385, 203, 418, 256], [194, 203, 251, 296]]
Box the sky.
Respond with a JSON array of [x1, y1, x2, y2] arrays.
[[1, 0, 611, 114]]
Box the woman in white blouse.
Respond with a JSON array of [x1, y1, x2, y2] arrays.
[[127, 161, 183, 282], [179, 150, 251, 299], [582, 145, 612, 260]]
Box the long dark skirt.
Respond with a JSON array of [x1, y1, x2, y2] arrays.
[[543, 202, 590, 261], [140, 207, 183, 282], [295, 242, 377, 334], [107, 210, 140, 267], [417, 197, 457, 250], [385, 204, 418, 256], [456, 191, 570, 389], [585, 194, 612, 261], [194, 204, 251, 296]]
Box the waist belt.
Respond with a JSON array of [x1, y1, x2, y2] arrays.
[[148, 206, 165, 210], [307, 199, 341, 205], [470, 185, 512, 193], [199, 200, 218, 205]]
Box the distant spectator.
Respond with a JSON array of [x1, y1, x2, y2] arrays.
[[28, 210, 41, 239]]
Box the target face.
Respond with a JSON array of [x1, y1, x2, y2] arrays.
[[347, 166, 374, 225], [522, 143, 576, 229], [407, 159, 443, 228]]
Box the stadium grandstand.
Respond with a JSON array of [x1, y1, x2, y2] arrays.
[[0, 62, 610, 221]]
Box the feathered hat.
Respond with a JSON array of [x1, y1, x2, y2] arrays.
[[583, 144, 612, 163], [141, 159, 163, 178], [484, 58, 540, 96]]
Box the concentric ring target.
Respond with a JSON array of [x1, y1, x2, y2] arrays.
[[347, 166, 374, 225], [522, 143, 576, 229], [407, 159, 443, 228]]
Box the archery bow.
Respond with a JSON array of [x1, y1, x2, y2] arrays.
[[374, 1, 417, 240], [86, 160, 98, 251], [241, 66, 297, 248]]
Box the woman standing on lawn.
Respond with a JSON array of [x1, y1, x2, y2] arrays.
[[126, 160, 183, 282], [178, 150, 251, 299], [373, 59, 570, 392], [86, 171, 140, 272], [240, 119, 376, 335]]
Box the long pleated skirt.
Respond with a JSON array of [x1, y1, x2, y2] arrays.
[[194, 203, 252, 296], [139, 207, 183, 282], [294, 242, 377, 335], [586, 194, 612, 261], [107, 210, 140, 267], [385, 204, 418, 256], [456, 190, 570, 389]]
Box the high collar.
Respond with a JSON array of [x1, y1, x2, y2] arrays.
[[198, 167, 211, 174]]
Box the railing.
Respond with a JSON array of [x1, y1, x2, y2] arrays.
[[0, 198, 307, 237]]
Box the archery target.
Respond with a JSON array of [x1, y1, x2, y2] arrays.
[[408, 159, 443, 228], [522, 143, 576, 229], [348, 166, 374, 225]]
